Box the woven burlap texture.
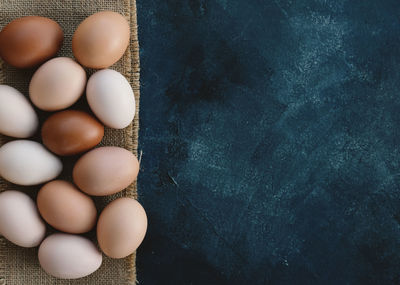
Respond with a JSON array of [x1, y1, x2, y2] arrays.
[[0, 0, 140, 284]]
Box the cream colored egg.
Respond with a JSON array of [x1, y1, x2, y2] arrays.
[[0, 85, 38, 138], [0, 191, 46, 247], [0, 140, 62, 185], [29, 57, 86, 111], [39, 233, 102, 279], [86, 69, 135, 129]]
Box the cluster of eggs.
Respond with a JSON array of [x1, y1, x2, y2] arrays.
[[0, 11, 147, 279]]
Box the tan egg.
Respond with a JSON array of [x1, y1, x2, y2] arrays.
[[39, 233, 102, 279], [37, 180, 97, 234], [97, 198, 147, 258], [0, 16, 63, 68], [41, 110, 104, 156], [72, 146, 139, 196], [29, 57, 86, 111], [72, 11, 130, 69]]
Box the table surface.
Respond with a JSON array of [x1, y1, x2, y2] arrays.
[[136, 0, 400, 284]]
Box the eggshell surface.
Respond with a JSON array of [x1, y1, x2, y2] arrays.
[[42, 110, 104, 156], [29, 57, 86, 111], [97, 198, 147, 258], [0, 85, 38, 138], [73, 146, 139, 196], [39, 233, 102, 279], [0, 140, 62, 185], [0, 16, 63, 68], [86, 69, 135, 129], [0, 191, 46, 247], [72, 11, 130, 68], [37, 180, 97, 233]]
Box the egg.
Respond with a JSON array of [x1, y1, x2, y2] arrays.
[[72, 11, 130, 69], [29, 57, 86, 111], [73, 146, 139, 196], [41, 110, 104, 156], [0, 140, 62, 185], [39, 233, 102, 279], [0, 191, 46, 247], [86, 69, 135, 129], [0, 16, 63, 68], [37, 180, 97, 234], [97, 198, 147, 258], [0, 85, 38, 138]]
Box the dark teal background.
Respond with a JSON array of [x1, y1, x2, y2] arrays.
[[136, 0, 400, 284]]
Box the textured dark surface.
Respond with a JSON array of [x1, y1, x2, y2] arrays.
[[136, 0, 400, 284]]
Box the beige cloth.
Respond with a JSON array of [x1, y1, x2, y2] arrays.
[[0, 0, 140, 284]]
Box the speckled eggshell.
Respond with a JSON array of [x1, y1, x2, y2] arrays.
[[0, 140, 62, 185], [37, 180, 97, 234], [41, 110, 104, 156], [29, 57, 86, 111], [0, 16, 63, 68], [72, 11, 130, 69], [0, 85, 38, 138], [86, 69, 135, 129], [97, 198, 147, 258], [73, 146, 139, 196], [38, 233, 102, 279], [0, 191, 46, 247]]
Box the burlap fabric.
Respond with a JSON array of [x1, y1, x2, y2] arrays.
[[0, 0, 140, 284]]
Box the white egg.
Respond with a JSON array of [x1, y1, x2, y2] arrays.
[[39, 233, 102, 279], [86, 69, 135, 129], [0, 140, 62, 185], [0, 85, 38, 138], [0, 191, 46, 247]]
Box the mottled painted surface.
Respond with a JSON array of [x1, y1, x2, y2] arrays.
[[136, 0, 400, 284]]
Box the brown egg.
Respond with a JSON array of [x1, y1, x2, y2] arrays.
[[72, 11, 130, 69], [73, 147, 139, 196], [42, 110, 104, 156], [0, 16, 63, 68], [97, 198, 147, 258], [37, 180, 97, 234]]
